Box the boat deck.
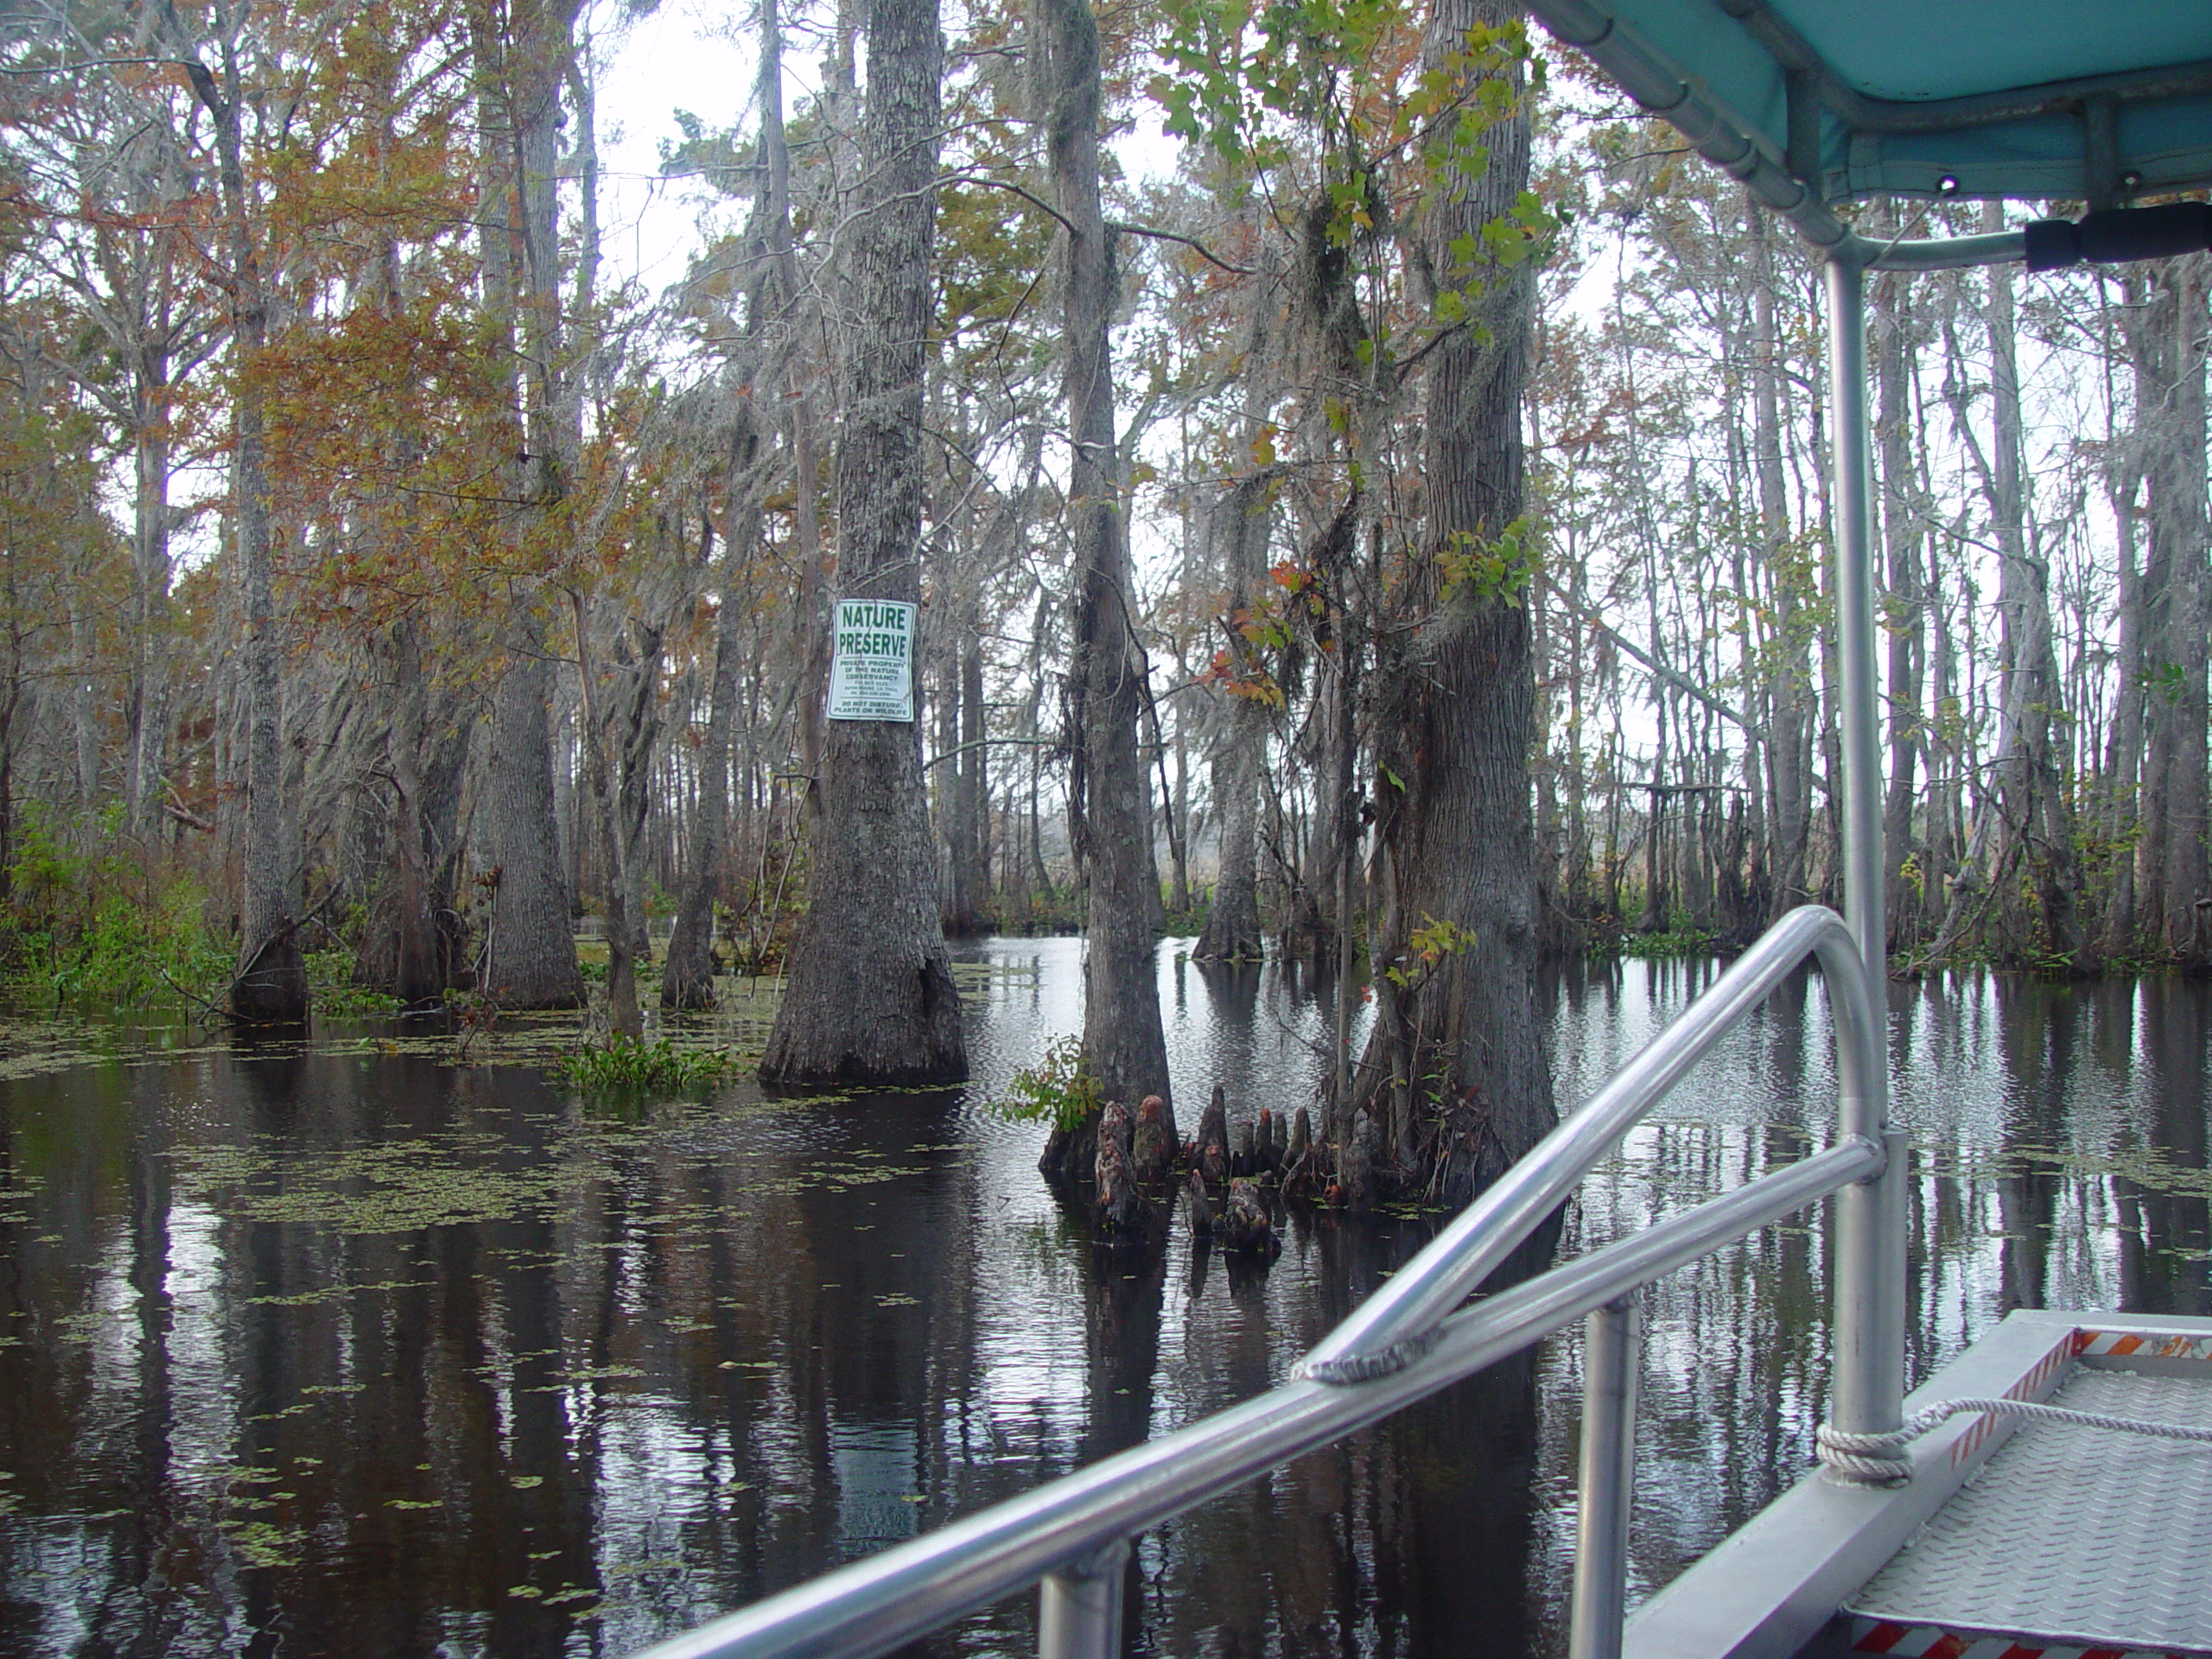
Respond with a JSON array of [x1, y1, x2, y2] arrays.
[[1841, 1364, 2212, 1656], [1627, 1312, 2212, 1659]]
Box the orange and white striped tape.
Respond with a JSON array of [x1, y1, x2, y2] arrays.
[[2073, 1329, 2212, 1364], [1848, 1615, 2186, 1657]]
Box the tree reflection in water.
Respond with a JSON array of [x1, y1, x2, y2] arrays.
[[0, 942, 2207, 1657]]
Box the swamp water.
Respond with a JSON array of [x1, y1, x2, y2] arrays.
[[0, 940, 2207, 1659]]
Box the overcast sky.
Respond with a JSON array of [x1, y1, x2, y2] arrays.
[[594, 0, 757, 302]]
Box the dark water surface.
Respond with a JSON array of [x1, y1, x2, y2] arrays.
[[1, 944, 2207, 1659]]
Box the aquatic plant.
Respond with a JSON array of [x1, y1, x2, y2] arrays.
[[303, 950, 404, 1017], [550, 1033, 741, 1090], [1592, 920, 1721, 962], [987, 1033, 1103, 1133]]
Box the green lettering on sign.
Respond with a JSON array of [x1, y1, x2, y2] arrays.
[[825, 597, 918, 722]]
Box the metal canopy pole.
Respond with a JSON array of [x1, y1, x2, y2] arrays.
[[1038, 1539, 1128, 1659], [1822, 251, 1906, 1465], [1568, 1296, 1641, 1659]]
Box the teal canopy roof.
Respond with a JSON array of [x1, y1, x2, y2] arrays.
[[1527, 0, 2212, 250]]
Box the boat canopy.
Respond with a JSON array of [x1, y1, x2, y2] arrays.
[[1526, 0, 2212, 250]]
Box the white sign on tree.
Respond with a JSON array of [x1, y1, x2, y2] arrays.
[[826, 597, 918, 722]]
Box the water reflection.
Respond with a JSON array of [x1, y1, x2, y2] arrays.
[[0, 948, 2209, 1657]]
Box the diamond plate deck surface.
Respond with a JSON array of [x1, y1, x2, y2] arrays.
[[1846, 1368, 2212, 1653]]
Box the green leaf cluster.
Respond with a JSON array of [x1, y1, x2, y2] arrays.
[[1, 804, 230, 1007], [550, 1034, 741, 1093], [987, 1033, 1103, 1134], [1147, 0, 1409, 174], [304, 951, 404, 1018], [1384, 912, 1477, 988], [1438, 516, 1540, 605]]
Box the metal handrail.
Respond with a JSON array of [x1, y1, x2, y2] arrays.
[[1300, 903, 1880, 1381], [629, 903, 1891, 1659]]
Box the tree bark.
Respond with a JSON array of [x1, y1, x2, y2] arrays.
[[1980, 219, 2091, 970], [1351, 0, 1554, 1209], [759, 0, 966, 1086], [2130, 255, 2211, 966], [1749, 205, 1812, 922], [1037, 0, 1173, 1122], [481, 613, 584, 1007], [1192, 270, 1278, 962], [608, 612, 664, 967], [169, 11, 307, 1023], [571, 593, 643, 1037], [359, 621, 472, 1006], [2100, 276, 2147, 961], [467, 0, 584, 1010], [760, 0, 830, 801], [1192, 478, 1271, 963], [665, 467, 754, 1008], [1872, 248, 1924, 954]]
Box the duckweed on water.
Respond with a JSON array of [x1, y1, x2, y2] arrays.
[[164, 1106, 947, 1247], [1942, 1140, 2212, 1198], [223, 1523, 306, 1570], [0, 1019, 132, 1084], [171, 1137, 584, 1234], [0, 967, 785, 1083]]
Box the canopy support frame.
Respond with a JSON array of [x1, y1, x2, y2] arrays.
[[1823, 247, 1908, 1462]]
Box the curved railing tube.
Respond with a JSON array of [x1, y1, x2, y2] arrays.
[[1298, 904, 1881, 1382], [628, 902, 1896, 1659], [626, 1135, 1880, 1659]]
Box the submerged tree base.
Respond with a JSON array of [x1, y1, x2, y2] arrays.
[[758, 950, 967, 1089], [230, 935, 310, 1027]]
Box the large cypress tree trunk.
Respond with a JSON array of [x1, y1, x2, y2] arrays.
[[2121, 255, 2209, 967], [1981, 222, 2091, 970], [1349, 0, 1553, 1208], [169, 16, 306, 1023], [609, 614, 664, 966], [127, 339, 175, 837], [1036, 0, 1172, 1122], [467, 0, 584, 1011], [1192, 269, 1276, 963], [2099, 293, 2147, 962], [571, 595, 652, 1039], [360, 620, 472, 1006], [759, 0, 966, 1087], [1192, 480, 1270, 963], [481, 614, 584, 1008], [758, 0, 832, 800], [2145, 257, 2210, 967], [664, 457, 755, 1009], [1872, 249, 1924, 955], [1750, 207, 1813, 921]]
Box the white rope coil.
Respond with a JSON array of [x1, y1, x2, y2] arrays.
[[1817, 1394, 2212, 1487], [1815, 1422, 1915, 1486]]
